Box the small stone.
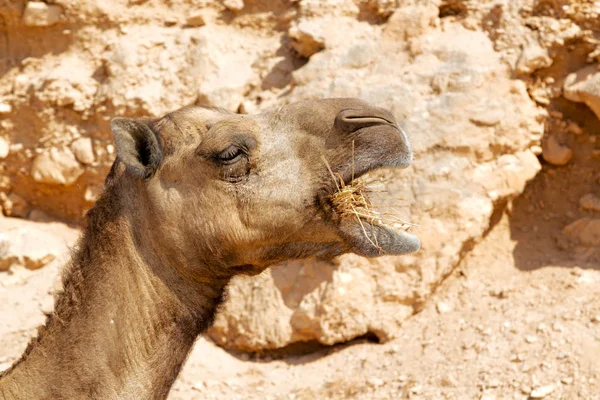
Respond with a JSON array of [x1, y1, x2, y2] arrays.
[[164, 16, 178, 27], [530, 384, 555, 398], [0, 137, 9, 159], [385, 344, 401, 354], [549, 110, 563, 119], [4, 193, 29, 218], [530, 145, 543, 155], [580, 194, 600, 212], [408, 384, 422, 394], [436, 301, 453, 314], [470, 107, 504, 126], [186, 11, 206, 27], [71, 137, 95, 165], [542, 135, 572, 166], [561, 377, 573, 384], [367, 377, 384, 387], [440, 374, 456, 387], [31, 147, 84, 185], [487, 378, 502, 388], [23, 1, 62, 27], [530, 87, 551, 105], [591, 315, 600, 323], [0, 103, 12, 114], [526, 335, 538, 343], [223, 0, 244, 12], [516, 41, 552, 74], [567, 121, 584, 135], [10, 143, 23, 153]]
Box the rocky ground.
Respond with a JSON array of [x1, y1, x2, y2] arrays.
[[2, 203, 599, 399], [2, 0, 600, 398]]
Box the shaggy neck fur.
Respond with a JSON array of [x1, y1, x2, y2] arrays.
[[0, 177, 227, 400]]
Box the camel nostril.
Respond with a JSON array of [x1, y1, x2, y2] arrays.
[[335, 108, 397, 133]]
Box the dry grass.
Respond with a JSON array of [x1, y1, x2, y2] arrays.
[[321, 149, 416, 250]]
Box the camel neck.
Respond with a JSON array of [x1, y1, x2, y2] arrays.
[[0, 213, 227, 400]]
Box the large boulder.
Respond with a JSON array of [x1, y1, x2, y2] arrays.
[[207, 21, 545, 351]]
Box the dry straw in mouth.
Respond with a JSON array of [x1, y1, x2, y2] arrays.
[[321, 145, 417, 250]]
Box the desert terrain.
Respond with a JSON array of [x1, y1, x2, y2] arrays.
[[1, 0, 600, 399]]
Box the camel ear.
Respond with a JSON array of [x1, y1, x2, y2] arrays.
[[110, 118, 162, 178]]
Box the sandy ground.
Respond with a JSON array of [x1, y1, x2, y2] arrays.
[[1, 207, 599, 400]]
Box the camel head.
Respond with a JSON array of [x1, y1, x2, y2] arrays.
[[109, 98, 419, 278]]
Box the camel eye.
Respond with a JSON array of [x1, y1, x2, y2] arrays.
[[216, 145, 243, 164]]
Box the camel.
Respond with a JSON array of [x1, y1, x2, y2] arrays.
[[0, 98, 419, 399]]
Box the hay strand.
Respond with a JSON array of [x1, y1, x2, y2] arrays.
[[320, 155, 418, 250]]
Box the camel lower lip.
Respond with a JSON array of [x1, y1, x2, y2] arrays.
[[337, 217, 420, 257]]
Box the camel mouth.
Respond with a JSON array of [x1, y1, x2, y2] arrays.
[[321, 165, 420, 257], [317, 120, 418, 257]]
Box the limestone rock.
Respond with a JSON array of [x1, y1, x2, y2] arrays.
[[23, 2, 62, 27], [580, 194, 600, 212], [515, 41, 553, 74], [209, 269, 294, 350], [102, 25, 274, 114], [564, 64, 600, 120], [31, 147, 84, 186], [289, 19, 326, 57], [0, 217, 79, 272], [542, 135, 572, 166], [33, 55, 98, 113], [563, 218, 600, 247], [71, 138, 95, 165]]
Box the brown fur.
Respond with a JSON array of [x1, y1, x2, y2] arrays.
[[0, 98, 417, 399]]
